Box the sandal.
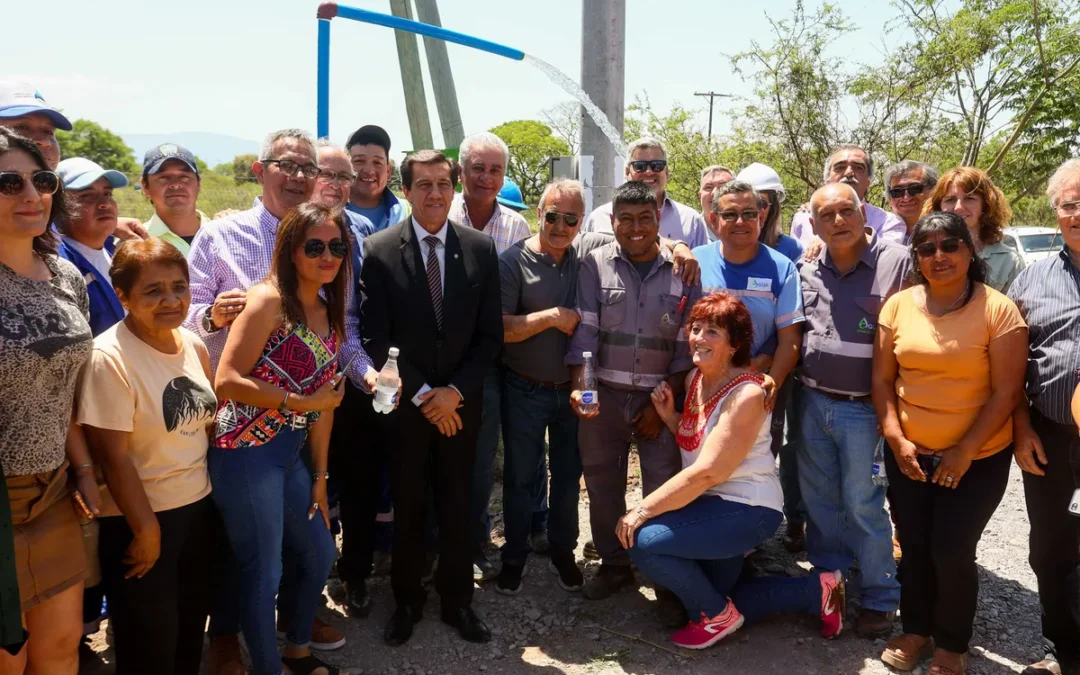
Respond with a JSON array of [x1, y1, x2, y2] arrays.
[[282, 653, 350, 675], [881, 634, 935, 671], [929, 649, 968, 675]]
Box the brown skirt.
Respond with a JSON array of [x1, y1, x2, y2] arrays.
[[6, 463, 88, 612]]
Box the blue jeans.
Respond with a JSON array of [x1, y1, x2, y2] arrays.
[[500, 371, 581, 564], [470, 368, 502, 554], [209, 428, 337, 675], [797, 388, 900, 612], [629, 496, 820, 620]]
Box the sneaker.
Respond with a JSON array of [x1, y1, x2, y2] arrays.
[[548, 552, 584, 591], [530, 530, 551, 555], [582, 564, 634, 600], [582, 539, 600, 561], [669, 601, 744, 650], [496, 562, 526, 595], [208, 635, 246, 675], [819, 570, 845, 639], [309, 617, 346, 651], [473, 554, 497, 582], [783, 520, 806, 553], [854, 608, 895, 639]]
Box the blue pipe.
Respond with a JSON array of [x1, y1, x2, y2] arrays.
[[317, 19, 331, 138]]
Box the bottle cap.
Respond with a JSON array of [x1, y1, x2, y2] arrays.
[[583, 351, 592, 358], [388, 347, 400, 357]]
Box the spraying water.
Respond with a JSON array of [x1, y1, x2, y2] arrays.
[[523, 54, 627, 157]]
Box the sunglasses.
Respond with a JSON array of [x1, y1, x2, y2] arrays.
[[915, 237, 962, 258], [629, 160, 667, 173], [0, 170, 60, 197], [543, 211, 580, 227], [303, 238, 348, 259], [888, 184, 927, 199]]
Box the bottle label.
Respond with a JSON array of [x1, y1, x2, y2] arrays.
[[581, 390, 597, 405], [375, 389, 397, 406], [872, 464, 882, 476]]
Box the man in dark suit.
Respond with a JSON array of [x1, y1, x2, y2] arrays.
[[360, 150, 503, 646]]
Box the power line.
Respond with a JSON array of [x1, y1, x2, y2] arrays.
[[694, 91, 733, 143]]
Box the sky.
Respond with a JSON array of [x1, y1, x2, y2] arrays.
[[6, 0, 902, 154]]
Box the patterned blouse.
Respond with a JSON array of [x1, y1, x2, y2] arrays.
[[214, 323, 338, 449]]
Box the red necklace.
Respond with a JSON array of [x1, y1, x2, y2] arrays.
[[676, 371, 764, 451]]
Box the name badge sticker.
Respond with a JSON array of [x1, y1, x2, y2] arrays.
[[747, 277, 772, 292]]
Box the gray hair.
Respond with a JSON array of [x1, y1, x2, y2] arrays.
[[626, 136, 667, 163], [809, 182, 863, 219], [1046, 158, 1080, 207], [259, 128, 316, 162], [459, 131, 509, 168], [883, 160, 938, 190], [700, 164, 733, 184], [315, 138, 349, 161], [710, 179, 759, 214], [538, 179, 585, 214], [823, 144, 873, 181]]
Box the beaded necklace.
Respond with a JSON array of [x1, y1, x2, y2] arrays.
[[676, 370, 764, 451]]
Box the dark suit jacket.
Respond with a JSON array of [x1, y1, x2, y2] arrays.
[[360, 219, 503, 406]]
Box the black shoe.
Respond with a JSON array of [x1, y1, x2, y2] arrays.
[[548, 551, 584, 591], [582, 564, 635, 600], [530, 530, 551, 555], [783, 520, 806, 553], [442, 606, 492, 643], [344, 581, 372, 618], [654, 586, 689, 629], [582, 539, 600, 561], [473, 554, 497, 582], [496, 562, 526, 595], [383, 603, 424, 646]]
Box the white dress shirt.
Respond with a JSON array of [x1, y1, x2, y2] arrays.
[[412, 217, 448, 289]]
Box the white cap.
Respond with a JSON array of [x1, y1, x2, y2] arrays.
[[583, 351, 592, 358], [0, 80, 72, 130], [57, 157, 128, 191], [388, 347, 400, 357], [736, 162, 786, 203]]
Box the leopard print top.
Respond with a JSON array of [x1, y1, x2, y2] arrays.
[[0, 254, 92, 476]]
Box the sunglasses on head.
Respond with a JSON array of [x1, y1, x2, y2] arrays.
[[543, 211, 579, 227], [888, 184, 927, 199], [0, 170, 60, 197], [915, 237, 962, 258], [303, 238, 348, 259], [629, 160, 667, 173]]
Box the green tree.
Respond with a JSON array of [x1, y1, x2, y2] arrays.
[[211, 162, 234, 177], [489, 120, 570, 204], [56, 119, 139, 174], [232, 154, 258, 185]]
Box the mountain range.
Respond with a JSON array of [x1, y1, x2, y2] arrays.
[[121, 132, 260, 168]]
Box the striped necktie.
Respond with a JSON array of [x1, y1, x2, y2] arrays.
[[424, 235, 443, 328]]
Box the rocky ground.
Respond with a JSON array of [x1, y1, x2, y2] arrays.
[[81, 455, 1045, 675]]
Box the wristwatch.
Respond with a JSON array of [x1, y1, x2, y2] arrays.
[[201, 306, 220, 333]]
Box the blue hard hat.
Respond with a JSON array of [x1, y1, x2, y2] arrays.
[[496, 179, 528, 211]]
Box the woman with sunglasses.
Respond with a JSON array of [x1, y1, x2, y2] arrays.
[[871, 212, 1027, 675], [923, 167, 1024, 292], [0, 127, 102, 674], [211, 203, 353, 675]]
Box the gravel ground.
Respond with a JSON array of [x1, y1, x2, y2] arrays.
[[80, 457, 1045, 675]]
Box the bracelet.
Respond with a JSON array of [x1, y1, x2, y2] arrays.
[[312, 471, 329, 481], [73, 463, 94, 473], [281, 391, 290, 410]]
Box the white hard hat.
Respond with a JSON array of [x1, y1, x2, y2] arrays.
[[736, 162, 786, 204]]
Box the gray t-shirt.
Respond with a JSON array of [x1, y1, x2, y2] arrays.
[[0, 254, 93, 476], [500, 232, 612, 383]]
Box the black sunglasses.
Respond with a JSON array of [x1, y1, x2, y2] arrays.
[[0, 170, 60, 197], [915, 237, 962, 258], [303, 238, 348, 259], [888, 184, 928, 199], [629, 160, 667, 173], [544, 211, 580, 227]]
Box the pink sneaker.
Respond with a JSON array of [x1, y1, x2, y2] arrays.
[[669, 600, 744, 650], [819, 570, 845, 639]]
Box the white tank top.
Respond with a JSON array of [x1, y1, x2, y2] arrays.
[[676, 370, 783, 512]]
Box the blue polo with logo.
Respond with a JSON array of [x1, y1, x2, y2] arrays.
[[796, 232, 911, 396]]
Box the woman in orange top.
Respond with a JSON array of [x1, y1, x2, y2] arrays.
[[871, 212, 1027, 675]]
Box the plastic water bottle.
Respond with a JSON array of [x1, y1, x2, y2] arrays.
[[579, 351, 599, 415], [872, 437, 889, 487], [372, 347, 400, 414]]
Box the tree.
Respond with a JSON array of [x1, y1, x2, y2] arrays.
[[489, 120, 570, 204], [211, 162, 234, 177], [541, 102, 581, 155], [56, 119, 139, 175], [231, 154, 258, 185]]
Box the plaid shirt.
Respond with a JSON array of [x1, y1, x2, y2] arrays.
[[449, 193, 530, 255], [183, 199, 374, 387]]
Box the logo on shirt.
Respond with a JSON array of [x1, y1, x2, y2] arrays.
[[857, 317, 876, 334], [747, 277, 772, 292], [162, 376, 216, 433]]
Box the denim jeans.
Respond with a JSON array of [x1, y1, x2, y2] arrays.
[[797, 388, 899, 612], [209, 428, 337, 675], [500, 371, 581, 565], [628, 496, 820, 620], [470, 368, 502, 554]]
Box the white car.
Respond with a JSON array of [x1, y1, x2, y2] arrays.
[[1001, 227, 1062, 266]]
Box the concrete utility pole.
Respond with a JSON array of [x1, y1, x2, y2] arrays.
[[694, 91, 732, 143], [580, 0, 626, 207], [389, 0, 434, 150], [413, 0, 464, 150]]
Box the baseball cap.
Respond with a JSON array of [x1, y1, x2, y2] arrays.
[[0, 80, 73, 131], [346, 124, 391, 155], [143, 143, 199, 177], [57, 157, 129, 191], [496, 178, 528, 211]]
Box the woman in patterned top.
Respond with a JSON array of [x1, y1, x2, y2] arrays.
[[211, 203, 353, 675], [0, 128, 102, 674]]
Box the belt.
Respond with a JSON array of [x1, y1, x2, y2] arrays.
[[508, 368, 572, 389], [810, 387, 871, 403]]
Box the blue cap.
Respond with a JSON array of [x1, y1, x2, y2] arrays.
[[496, 178, 528, 211], [0, 80, 73, 131], [57, 157, 129, 191], [142, 143, 199, 177]]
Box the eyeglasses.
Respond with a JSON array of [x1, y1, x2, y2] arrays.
[[629, 160, 667, 173], [888, 184, 927, 199], [1056, 200, 1080, 216], [914, 237, 962, 258], [543, 211, 580, 227], [316, 169, 357, 186], [0, 170, 60, 197], [264, 159, 320, 179], [303, 238, 348, 259], [716, 209, 760, 224]]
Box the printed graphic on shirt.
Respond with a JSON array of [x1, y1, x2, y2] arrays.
[[162, 376, 217, 433], [747, 277, 772, 292], [0, 302, 92, 359], [857, 317, 876, 334]]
